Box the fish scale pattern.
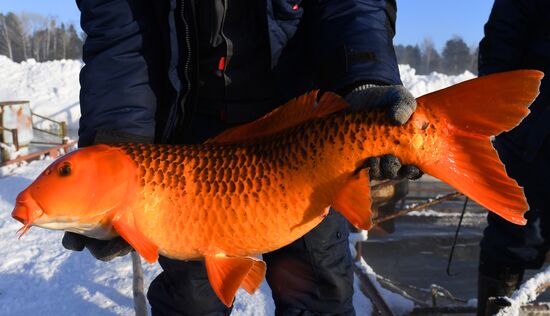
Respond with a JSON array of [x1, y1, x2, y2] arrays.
[[109, 109, 426, 259]]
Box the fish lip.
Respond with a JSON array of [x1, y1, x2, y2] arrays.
[[12, 203, 30, 224], [12, 212, 26, 224], [12, 191, 45, 227]]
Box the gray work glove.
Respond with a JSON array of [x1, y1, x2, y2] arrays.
[[62, 129, 152, 261], [344, 84, 423, 180]]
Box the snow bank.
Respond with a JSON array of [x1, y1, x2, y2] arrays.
[[497, 265, 550, 316], [0, 56, 82, 130], [399, 64, 476, 97]]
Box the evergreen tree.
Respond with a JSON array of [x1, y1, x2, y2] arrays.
[[394, 44, 422, 72], [442, 36, 471, 75], [66, 24, 82, 60]]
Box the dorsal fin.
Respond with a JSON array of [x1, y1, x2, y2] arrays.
[[206, 91, 349, 144]]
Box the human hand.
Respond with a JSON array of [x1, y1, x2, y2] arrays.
[[345, 84, 422, 180], [62, 232, 132, 261]]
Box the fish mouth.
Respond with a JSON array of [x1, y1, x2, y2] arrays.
[[11, 190, 44, 238]]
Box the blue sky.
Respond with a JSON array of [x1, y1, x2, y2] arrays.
[[394, 1, 495, 50], [1, 0, 494, 51]]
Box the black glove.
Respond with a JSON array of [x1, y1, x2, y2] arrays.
[[344, 84, 423, 180], [62, 232, 132, 261], [62, 129, 152, 261]]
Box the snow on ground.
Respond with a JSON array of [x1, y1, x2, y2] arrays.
[[497, 265, 550, 316], [0, 58, 476, 315], [0, 56, 82, 129]]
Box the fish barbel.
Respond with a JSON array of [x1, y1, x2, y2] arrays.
[[12, 70, 542, 306]]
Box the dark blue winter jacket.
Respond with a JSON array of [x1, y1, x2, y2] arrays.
[[479, 0, 550, 161], [76, 0, 402, 146]]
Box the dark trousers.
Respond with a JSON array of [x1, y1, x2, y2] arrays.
[[147, 113, 356, 315], [479, 135, 550, 270]]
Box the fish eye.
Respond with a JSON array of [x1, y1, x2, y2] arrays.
[[58, 162, 72, 177]]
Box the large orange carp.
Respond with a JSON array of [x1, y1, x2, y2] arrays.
[[12, 70, 542, 306]]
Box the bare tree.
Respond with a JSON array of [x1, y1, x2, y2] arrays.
[[19, 12, 48, 61], [420, 37, 442, 74], [58, 23, 68, 59], [51, 19, 58, 59]]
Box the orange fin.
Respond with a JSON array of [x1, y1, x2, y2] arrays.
[[415, 70, 543, 225], [112, 212, 158, 263], [204, 254, 267, 307], [240, 258, 266, 294], [332, 168, 373, 230], [206, 91, 349, 144]]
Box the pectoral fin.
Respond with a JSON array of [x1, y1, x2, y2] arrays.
[[204, 254, 267, 307], [332, 169, 373, 230], [112, 212, 158, 263]]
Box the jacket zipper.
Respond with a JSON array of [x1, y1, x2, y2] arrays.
[[162, 0, 198, 143]]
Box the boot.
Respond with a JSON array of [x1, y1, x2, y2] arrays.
[[477, 264, 524, 316]]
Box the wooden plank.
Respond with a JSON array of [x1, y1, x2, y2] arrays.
[[0, 140, 77, 168], [131, 252, 148, 316], [353, 263, 396, 316]]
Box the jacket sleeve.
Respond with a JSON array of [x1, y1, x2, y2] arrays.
[[479, 0, 550, 161], [77, 0, 159, 147], [307, 0, 402, 92], [477, 0, 535, 76]]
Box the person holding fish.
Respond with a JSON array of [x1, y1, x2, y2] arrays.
[[61, 0, 420, 315], [11, 0, 544, 313], [476, 1, 550, 315]]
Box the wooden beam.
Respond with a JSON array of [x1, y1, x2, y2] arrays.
[[0, 140, 77, 168], [353, 263, 396, 316]]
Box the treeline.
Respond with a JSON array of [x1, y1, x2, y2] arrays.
[[395, 37, 478, 75], [1, 11, 478, 76], [0, 12, 82, 62]]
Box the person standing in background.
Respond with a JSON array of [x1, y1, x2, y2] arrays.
[[476, 1, 550, 315]]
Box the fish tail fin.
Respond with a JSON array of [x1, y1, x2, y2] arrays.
[[414, 70, 543, 225]]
